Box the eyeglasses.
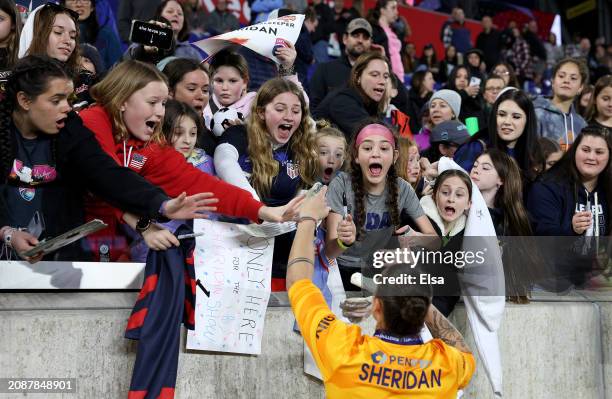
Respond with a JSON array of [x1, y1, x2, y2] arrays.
[[493, 69, 510, 76], [43, 2, 80, 21]]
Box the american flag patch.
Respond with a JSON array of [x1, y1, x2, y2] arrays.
[[286, 161, 299, 179], [129, 153, 147, 170]]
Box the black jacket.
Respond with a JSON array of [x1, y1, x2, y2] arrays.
[[475, 29, 502, 70], [370, 23, 389, 59], [310, 55, 416, 132], [309, 54, 354, 110], [0, 112, 170, 260], [313, 86, 381, 139]]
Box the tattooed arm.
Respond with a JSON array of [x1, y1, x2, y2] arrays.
[[425, 305, 472, 354]]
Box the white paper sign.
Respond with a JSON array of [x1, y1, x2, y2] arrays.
[[192, 14, 305, 63], [186, 219, 274, 355]]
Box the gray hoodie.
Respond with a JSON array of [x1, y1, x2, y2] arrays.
[[533, 96, 586, 151]]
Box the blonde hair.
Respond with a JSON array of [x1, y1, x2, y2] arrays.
[[90, 60, 168, 144], [315, 119, 347, 146], [396, 137, 420, 190], [246, 78, 318, 198], [315, 119, 347, 170]]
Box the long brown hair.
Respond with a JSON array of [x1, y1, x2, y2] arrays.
[[350, 52, 391, 116], [545, 126, 612, 234], [0, 0, 22, 69], [348, 119, 400, 239], [585, 75, 612, 123], [482, 149, 533, 235], [27, 4, 80, 77], [90, 60, 168, 144], [246, 78, 318, 198]]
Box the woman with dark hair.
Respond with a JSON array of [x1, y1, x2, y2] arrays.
[[455, 89, 543, 182], [60, 0, 122, 70], [438, 44, 459, 84], [585, 75, 612, 133], [408, 69, 434, 130], [527, 127, 610, 288], [575, 83, 594, 118], [491, 61, 520, 88], [0, 55, 211, 261], [286, 187, 474, 398], [446, 64, 485, 131], [0, 0, 21, 70], [470, 149, 532, 236], [162, 57, 216, 155], [418, 44, 439, 79], [313, 52, 391, 138], [124, 0, 201, 63], [528, 126, 610, 236], [366, 0, 404, 80]]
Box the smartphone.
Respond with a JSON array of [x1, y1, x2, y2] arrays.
[[469, 76, 481, 87], [129, 20, 173, 50]]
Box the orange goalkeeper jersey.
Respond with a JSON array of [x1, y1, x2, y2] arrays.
[[289, 279, 475, 398]]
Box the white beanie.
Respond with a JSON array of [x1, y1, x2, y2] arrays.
[[429, 89, 462, 119], [18, 4, 45, 59]]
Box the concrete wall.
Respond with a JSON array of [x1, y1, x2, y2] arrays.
[[0, 293, 609, 399]]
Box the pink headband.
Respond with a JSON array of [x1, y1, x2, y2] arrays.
[[355, 124, 395, 148]]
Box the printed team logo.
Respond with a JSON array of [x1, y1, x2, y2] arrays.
[[19, 188, 35, 202], [371, 351, 388, 365], [129, 154, 148, 170], [10, 159, 57, 185], [286, 161, 299, 179]]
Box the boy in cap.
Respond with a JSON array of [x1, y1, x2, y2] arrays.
[[422, 120, 470, 163]]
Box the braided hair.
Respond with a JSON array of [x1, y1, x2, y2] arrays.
[[348, 119, 400, 240], [0, 55, 69, 180]]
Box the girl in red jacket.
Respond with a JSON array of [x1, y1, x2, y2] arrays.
[[79, 60, 302, 261]]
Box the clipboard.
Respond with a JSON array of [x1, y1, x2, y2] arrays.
[[20, 219, 108, 258]]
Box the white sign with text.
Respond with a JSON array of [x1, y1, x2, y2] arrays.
[[186, 219, 274, 355]]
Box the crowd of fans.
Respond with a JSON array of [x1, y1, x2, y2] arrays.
[[0, 0, 610, 300]]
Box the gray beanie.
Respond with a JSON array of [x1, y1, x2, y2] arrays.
[[429, 89, 462, 119]]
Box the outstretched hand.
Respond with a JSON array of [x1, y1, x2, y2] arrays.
[[164, 192, 219, 220], [258, 194, 305, 223], [299, 187, 330, 221]]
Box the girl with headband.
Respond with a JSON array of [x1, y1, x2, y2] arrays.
[[325, 120, 436, 290]]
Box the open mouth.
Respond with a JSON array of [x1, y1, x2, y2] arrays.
[[145, 120, 157, 133], [323, 167, 334, 181], [372, 87, 385, 97], [277, 124, 293, 138], [56, 117, 67, 130], [368, 162, 383, 177], [443, 206, 456, 217]]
